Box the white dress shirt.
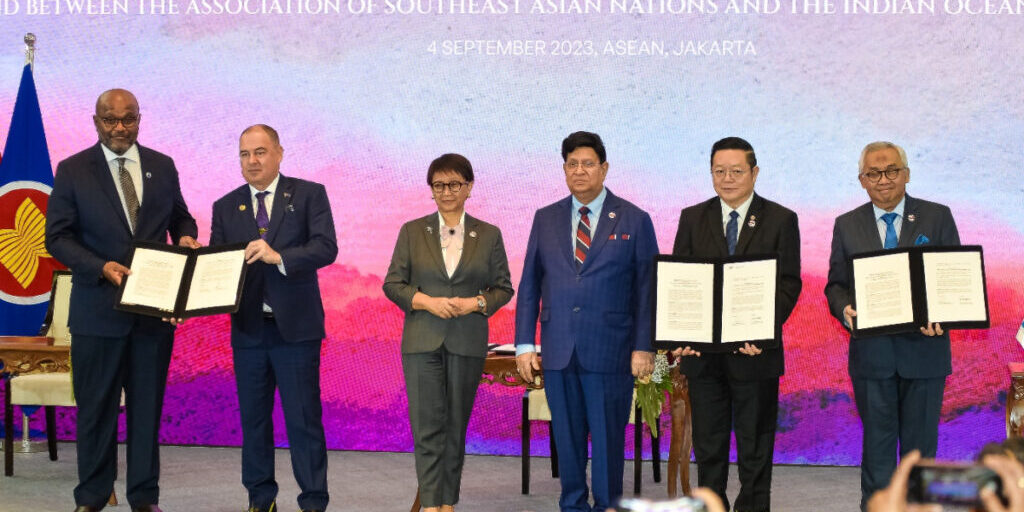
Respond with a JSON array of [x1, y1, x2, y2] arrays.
[[719, 192, 754, 239]]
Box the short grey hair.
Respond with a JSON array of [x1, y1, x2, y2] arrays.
[[859, 141, 908, 172]]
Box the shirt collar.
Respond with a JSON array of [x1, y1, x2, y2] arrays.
[[100, 143, 140, 164], [572, 186, 608, 215], [872, 195, 906, 221], [249, 173, 280, 198], [436, 210, 466, 230], [720, 191, 755, 221]]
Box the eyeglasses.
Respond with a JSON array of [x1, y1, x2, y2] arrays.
[[564, 161, 600, 172], [860, 167, 905, 182], [711, 169, 749, 180], [99, 116, 139, 129], [431, 181, 467, 194]]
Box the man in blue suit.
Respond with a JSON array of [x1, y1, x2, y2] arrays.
[[210, 124, 337, 512], [824, 141, 960, 511], [46, 89, 199, 512], [515, 131, 658, 511]]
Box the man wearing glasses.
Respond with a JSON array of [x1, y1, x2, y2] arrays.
[[824, 141, 960, 511], [515, 131, 659, 511], [671, 137, 802, 512], [46, 89, 199, 512]]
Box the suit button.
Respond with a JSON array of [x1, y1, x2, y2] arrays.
[[576, 276, 581, 283], [573, 307, 580, 313]]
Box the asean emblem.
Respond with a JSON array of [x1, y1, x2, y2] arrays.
[[0, 181, 64, 305]]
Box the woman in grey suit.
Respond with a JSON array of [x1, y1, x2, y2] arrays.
[[383, 153, 514, 512]]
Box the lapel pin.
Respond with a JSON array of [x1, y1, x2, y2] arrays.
[[748, 219, 756, 228], [426, 226, 433, 234], [608, 212, 616, 219], [283, 192, 291, 198], [239, 204, 247, 211], [469, 231, 477, 238], [609, 234, 617, 240], [907, 214, 916, 223], [145, 172, 152, 179], [286, 204, 295, 212], [622, 234, 630, 240]]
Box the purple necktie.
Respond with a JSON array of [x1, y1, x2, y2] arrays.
[[255, 191, 270, 239]]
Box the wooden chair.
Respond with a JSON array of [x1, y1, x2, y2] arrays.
[[521, 387, 661, 495], [2, 271, 119, 505]]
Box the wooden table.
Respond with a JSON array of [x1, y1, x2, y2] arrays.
[[0, 336, 70, 476]]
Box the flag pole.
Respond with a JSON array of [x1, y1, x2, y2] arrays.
[[24, 33, 36, 71]]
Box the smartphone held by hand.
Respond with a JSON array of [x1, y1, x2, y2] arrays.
[[907, 461, 1005, 508]]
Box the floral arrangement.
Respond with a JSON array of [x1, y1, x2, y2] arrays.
[[634, 350, 677, 436]]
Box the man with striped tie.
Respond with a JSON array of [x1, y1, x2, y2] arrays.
[[825, 141, 960, 511], [515, 131, 659, 511]]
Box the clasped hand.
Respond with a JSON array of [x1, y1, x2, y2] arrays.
[[421, 295, 478, 319]]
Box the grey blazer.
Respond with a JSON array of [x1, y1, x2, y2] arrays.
[[825, 194, 960, 379], [383, 213, 514, 357]]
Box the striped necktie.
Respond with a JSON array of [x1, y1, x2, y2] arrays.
[[575, 206, 591, 269]]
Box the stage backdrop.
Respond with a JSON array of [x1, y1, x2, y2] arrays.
[[1, 7, 1023, 465]]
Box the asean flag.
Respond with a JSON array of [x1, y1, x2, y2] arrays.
[[0, 64, 63, 335]]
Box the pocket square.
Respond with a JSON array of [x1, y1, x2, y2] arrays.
[[915, 234, 930, 245]]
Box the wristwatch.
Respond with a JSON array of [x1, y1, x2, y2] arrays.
[[476, 295, 487, 314]]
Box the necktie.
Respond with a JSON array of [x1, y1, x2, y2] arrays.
[[255, 191, 270, 239], [574, 206, 591, 269], [726, 210, 739, 256], [117, 157, 139, 231], [882, 212, 899, 249]]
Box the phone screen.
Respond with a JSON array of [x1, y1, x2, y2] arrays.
[[907, 463, 1000, 506]]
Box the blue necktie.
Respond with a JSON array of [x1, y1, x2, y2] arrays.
[[726, 210, 739, 255], [881, 212, 899, 249]]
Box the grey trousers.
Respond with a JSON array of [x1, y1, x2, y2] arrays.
[[402, 346, 485, 507]]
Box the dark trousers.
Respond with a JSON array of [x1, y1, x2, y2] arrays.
[[688, 364, 779, 512], [233, 318, 328, 511], [853, 375, 945, 511], [544, 353, 634, 512], [71, 329, 173, 509], [402, 346, 485, 508]]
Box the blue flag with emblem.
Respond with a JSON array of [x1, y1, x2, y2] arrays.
[[0, 63, 61, 336]]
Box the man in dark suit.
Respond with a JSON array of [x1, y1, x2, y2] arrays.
[[672, 137, 802, 512], [515, 131, 659, 512], [825, 141, 959, 510], [45, 89, 199, 512], [210, 124, 337, 512]]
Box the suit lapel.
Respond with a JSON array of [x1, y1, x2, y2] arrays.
[[453, 215, 480, 278], [233, 186, 261, 240], [419, 214, 447, 277], [703, 198, 730, 256], [557, 198, 575, 269], [581, 191, 620, 272], [135, 145, 154, 235], [264, 175, 291, 245], [858, 203, 884, 251], [897, 194, 918, 248], [91, 144, 133, 235], [734, 194, 763, 255]]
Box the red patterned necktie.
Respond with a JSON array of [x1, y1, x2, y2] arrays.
[[575, 206, 591, 268]]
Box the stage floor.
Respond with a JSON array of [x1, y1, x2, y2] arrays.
[[0, 444, 861, 511]]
